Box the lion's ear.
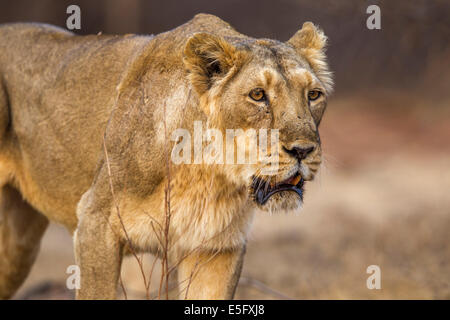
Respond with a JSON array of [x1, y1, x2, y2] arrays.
[[288, 22, 327, 53], [288, 22, 333, 93], [183, 33, 239, 95]]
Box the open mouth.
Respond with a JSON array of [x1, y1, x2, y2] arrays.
[[251, 172, 304, 205]]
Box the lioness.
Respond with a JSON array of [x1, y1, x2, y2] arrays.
[[0, 13, 332, 299]]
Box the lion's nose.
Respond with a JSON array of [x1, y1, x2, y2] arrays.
[[284, 145, 315, 161]]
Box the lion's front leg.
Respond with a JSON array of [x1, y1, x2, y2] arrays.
[[74, 190, 123, 300], [177, 245, 246, 300]]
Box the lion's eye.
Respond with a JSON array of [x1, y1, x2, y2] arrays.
[[308, 90, 322, 101], [249, 88, 266, 102]]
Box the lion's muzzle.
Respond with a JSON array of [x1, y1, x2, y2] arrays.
[[251, 172, 304, 205]]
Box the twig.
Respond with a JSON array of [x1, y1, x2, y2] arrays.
[[238, 276, 293, 300], [102, 136, 150, 300], [119, 274, 128, 300]]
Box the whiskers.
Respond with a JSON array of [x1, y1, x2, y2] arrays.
[[251, 167, 272, 201]]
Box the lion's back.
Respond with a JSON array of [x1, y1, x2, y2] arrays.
[[0, 23, 154, 229]]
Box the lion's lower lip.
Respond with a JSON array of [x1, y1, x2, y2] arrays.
[[252, 175, 304, 205]]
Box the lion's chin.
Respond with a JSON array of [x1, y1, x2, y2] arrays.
[[254, 191, 303, 213]]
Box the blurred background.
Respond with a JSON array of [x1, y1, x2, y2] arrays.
[[1, 0, 449, 299]]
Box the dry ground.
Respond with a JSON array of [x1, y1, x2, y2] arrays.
[[13, 95, 450, 299]]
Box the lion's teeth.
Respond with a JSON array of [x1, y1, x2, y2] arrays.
[[291, 175, 301, 185]]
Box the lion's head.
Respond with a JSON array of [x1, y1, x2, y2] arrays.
[[183, 22, 333, 213]]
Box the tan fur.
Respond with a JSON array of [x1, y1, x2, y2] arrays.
[[0, 14, 332, 299]]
